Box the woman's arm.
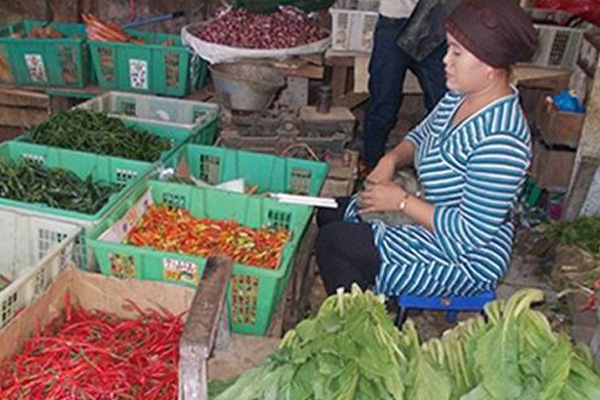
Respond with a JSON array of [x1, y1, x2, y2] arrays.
[[359, 181, 435, 231], [359, 133, 531, 238], [366, 140, 417, 184]]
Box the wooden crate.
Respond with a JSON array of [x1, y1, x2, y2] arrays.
[[535, 96, 585, 148], [532, 138, 577, 192], [516, 72, 571, 133]]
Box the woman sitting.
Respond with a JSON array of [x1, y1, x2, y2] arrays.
[[316, 0, 539, 297]]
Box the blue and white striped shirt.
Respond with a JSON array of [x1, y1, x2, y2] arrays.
[[345, 89, 531, 296]]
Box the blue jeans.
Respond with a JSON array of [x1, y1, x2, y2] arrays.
[[363, 16, 448, 168]]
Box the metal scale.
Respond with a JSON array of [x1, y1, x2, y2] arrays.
[[211, 62, 359, 197]]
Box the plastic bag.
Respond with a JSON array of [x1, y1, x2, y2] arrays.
[[552, 90, 585, 113], [181, 23, 331, 64], [534, 0, 600, 27]]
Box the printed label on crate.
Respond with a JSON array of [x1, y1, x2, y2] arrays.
[[24, 54, 47, 83], [163, 258, 198, 284], [100, 190, 153, 243], [129, 59, 148, 90]]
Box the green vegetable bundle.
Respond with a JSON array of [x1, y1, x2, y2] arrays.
[[547, 216, 600, 255], [0, 160, 118, 214], [25, 110, 172, 162], [211, 286, 600, 400]]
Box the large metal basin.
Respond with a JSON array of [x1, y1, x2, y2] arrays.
[[210, 63, 285, 111]]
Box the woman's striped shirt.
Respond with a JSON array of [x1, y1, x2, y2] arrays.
[[345, 89, 532, 297]]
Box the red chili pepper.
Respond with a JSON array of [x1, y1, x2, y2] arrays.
[[123, 204, 290, 269], [0, 297, 185, 399]]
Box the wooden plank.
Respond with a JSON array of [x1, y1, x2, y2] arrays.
[[0, 126, 23, 143], [0, 106, 47, 127], [273, 64, 324, 80], [331, 65, 349, 98], [353, 55, 370, 94], [333, 91, 369, 109], [563, 156, 600, 221], [325, 49, 367, 66], [49, 96, 73, 114], [514, 67, 572, 90], [0, 89, 48, 108]]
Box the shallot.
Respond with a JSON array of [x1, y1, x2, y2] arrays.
[[190, 7, 328, 49]]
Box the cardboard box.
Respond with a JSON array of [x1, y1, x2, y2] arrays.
[[536, 96, 585, 149], [0, 258, 232, 400], [532, 138, 576, 192]]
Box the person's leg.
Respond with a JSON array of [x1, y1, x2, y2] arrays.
[[316, 220, 380, 295], [316, 197, 351, 228], [410, 41, 449, 111], [363, 17, 411, 169]]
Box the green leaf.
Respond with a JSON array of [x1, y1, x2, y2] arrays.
[[540, 335, 572, 400], [358, 345, 394, 378], [474, 319, 522, 399], [459, 385, 494, 400], [383, 372, 406, 400], [316, 353, 343, 376], [317, 310, 343, 333], [565, 357, 600, 400], [295, 319, 320, 342]]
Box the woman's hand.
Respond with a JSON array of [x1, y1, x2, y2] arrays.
[[359, 181, 407, 214], [365, 154, 397, 184]]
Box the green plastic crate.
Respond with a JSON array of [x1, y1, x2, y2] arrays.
[[89, 29, 206, 97], [88, 180, 313, 335], [19, 108, 216, 163], [164, 144, 330, 196], [0, 20, 89, 87], [0, 141, 155, 269], [75, 91, 219, 141], [0, 141, 154, 222]]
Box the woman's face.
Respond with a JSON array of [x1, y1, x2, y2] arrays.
[[443, 32, 494, 93]]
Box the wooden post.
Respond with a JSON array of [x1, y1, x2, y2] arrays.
[[565, 57, 600, 217]]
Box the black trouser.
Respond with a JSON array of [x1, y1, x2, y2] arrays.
[[316, 197, 381, 295]]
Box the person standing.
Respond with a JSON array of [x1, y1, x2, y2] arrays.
[[362, 0, 461, 170]]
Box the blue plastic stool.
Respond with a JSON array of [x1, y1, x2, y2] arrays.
[[395, 290, 496, 328]]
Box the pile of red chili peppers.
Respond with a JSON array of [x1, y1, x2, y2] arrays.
[[125, 204, 290, 270], [0, 296, 184, 400]]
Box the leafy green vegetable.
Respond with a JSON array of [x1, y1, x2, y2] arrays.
[[547, 216, 600, 255], [210, 286, 600, 400]]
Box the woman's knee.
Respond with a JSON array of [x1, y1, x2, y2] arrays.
[[316, 221, 352, 255], [316, 197, 352, 228]]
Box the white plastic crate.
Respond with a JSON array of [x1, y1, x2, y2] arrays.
[[330, 0, 379, 53], [75, 91, 219, 137], [531, 24, 586, 69], [0, 208, 80, 330]]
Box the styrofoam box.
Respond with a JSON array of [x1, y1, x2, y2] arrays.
[[0, 208, 80, 330]]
